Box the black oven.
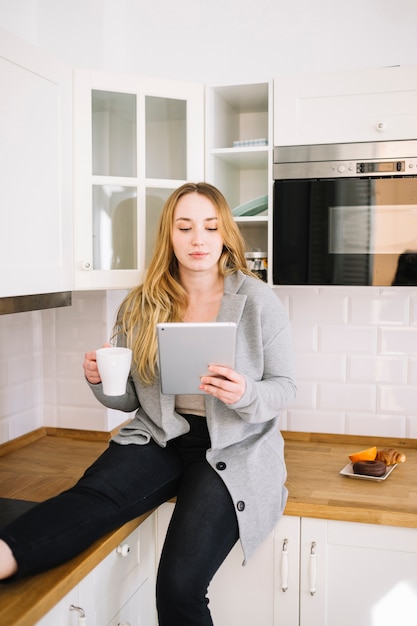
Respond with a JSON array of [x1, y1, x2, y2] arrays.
[[273, 140, 417, 286]]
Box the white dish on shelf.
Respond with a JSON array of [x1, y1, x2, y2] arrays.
[[232, 195, 268, 217], [339, 462, 397, 481]]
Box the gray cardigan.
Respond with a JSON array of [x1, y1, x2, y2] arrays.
[[90, 271, 296, 563]]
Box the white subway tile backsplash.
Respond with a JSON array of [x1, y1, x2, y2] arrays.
[[0, 379, 29, 416], [9, 408, 43, 440], [56, 351, 85, 379], [380, 327, 417, 355], [409, 359, 417, 385], [406, 416, 417, 438], [55, 322, 108, 352], [287, 410, 346, 434], [349, 291, 410, 325], [319, 325, 378, 354], [318, 383, 377, 412], [0, 285, 416, 444], [291, 381, 317, 410], [57, 405, 109, 431], [57, 380, 98, 407], [410, 293, 417, 326], [291, 322, 318, 352], [348, 355, 407, 385], [379, 385, 417, 413], [346, 413, 407, 438], [0, 419, 9, 445], [295, 353, 346, 382], [288, 290, 348, 323]]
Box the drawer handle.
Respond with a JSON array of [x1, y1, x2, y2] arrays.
[[281, 538, 289, 592], [70, 604, 87, 625], [309, 541, 317, 596], [116, 543, 131, 557]]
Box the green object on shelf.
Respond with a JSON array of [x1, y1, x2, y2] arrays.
[[232, 195, 268, 217]]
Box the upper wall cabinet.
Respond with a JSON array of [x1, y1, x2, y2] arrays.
[[0, 28, 73, 297], [205, 82, 273, 283], [274, 66, 417, 146], [73, 70, 204, 290]]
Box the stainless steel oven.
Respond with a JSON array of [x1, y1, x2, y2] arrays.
[[273, 140, 417, 286]]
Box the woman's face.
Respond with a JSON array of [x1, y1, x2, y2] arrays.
[[171, 192, 224, 275]]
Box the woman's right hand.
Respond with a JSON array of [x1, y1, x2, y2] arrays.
[[83, 343, 111, 384]]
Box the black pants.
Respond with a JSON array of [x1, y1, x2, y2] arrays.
[[0, 415, 239, 625]]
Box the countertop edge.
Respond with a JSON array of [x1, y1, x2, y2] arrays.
[[284, 502, 417, 528], [0, 511, 155, 626]]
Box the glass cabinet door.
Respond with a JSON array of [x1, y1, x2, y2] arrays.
[[92, 90, 137, 177], [145, 187, 175, 267], [74, 71, 204, 289], [93, 185, 137, 270], [145, 96, 187, 180]]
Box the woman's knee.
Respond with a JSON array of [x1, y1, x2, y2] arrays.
[[156, 563, 211, 625]]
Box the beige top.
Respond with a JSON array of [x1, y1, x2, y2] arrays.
[[175, 394, 206, 417]]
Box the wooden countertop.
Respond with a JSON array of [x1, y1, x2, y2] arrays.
[[0, 427, 416, 625], [283, 431, 417, 528]]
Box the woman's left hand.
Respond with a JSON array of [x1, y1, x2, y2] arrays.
[[199, 366, 246, 404]]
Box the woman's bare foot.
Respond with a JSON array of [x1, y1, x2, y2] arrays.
[[0, 539, 18, 579]]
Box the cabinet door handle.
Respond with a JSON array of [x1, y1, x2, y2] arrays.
[[280, 538, 289, 591], [309, 541, 317, 596], [69, 604, 87, 625]]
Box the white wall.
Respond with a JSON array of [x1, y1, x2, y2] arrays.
[[0, 0, 416, 443], [1, 0, 417, 83]]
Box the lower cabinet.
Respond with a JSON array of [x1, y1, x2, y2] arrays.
[[157, 504, 417, 626], [292, 517, 417, 626], [36, 507, 417, 626], [262, 515, 417, 626], [36, 513, 157, 626]]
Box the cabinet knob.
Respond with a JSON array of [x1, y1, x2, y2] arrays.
[[376, 121, 386, 131], [82, 261, 92, 270], [116, 543, 131, 557]]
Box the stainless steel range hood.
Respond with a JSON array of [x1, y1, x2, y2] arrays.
[[0, 291, 72, 315]]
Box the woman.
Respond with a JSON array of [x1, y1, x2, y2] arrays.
[[0, 182, 296, 625]]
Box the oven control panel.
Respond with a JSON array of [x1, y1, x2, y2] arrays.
[[274, 157, 417, 179]]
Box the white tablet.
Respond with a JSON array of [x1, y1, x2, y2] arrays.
[[157, 322, 237, 395]]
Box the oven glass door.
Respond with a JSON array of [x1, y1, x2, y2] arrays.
[[273, 177, 417, 286]]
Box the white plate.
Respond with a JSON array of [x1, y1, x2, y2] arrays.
[[339, 462, 397, 481]]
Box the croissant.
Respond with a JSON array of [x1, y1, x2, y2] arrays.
[[375, 447, 406, 465]]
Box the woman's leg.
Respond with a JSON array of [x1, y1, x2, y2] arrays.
[[156, 458, 239, 626], [0, 440, 183, 579]]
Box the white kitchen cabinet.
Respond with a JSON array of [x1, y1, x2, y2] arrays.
[[155, 501, 277, 625], [274, 65, 417, 147], [73, 70, 204, 290], [37, 514, 157, 626], [157, 505, 417, 626], [275, 517, 417, 626], [0, 27, 73, 298], [35, 588, 80, 626], [302, 518, 417, 626], [205, 82, 273, 283]]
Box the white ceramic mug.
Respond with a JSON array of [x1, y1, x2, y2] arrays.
[[95, 347, 132, 396]]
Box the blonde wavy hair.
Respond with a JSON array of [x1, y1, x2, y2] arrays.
[[113, 182, 252, 384]]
